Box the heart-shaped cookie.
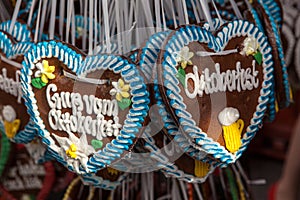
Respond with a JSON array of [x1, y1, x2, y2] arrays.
[[21, 41, 150, 174], [0, 30, 37, 144], [0, 144, 55, 200], [253, 0, 290, 109], [157, 20, 274, 165]]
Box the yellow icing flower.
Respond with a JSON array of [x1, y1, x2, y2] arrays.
[[107, 167, 119, 175], [109, 79, 130, 102], [218, 107, 244, 153], [35, 60, 56, 84], [175, 46, 194, 69], [242, 37, 259, 56], [2, 105, 20, 139], [66, 144, 77, 159]]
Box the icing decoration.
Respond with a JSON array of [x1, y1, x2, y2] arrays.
[[52, 132, 95, 173], [32, 60, 56, 88], [110, 78, 132, 110], [184, 61, 260, 99], [91, 139, 103, 150], [3, 105, 21, 139], [0, 130, 11, 176], [218, 107, 244, 153], [194, 160, 210, 178], [158, 20, 274, 165], [174, 46, 194, 86], [241, 37, 262, 65], [174, 46, 194, 69], [107, 167, 119, 176]]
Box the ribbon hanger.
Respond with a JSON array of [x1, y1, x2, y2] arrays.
[[199, 0, 215, 31], [228, 0, 243, 19], [9, 0, 22, 34], [33, 0, 43, 43], [48, 0, 57, 40]]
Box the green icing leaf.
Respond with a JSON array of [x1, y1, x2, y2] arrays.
[[32, 78, 47, 89], [118, 98, 131, 110], [176, 67, 186, 87], [91, 139, 103, 150], [254, 51, 262, 65]]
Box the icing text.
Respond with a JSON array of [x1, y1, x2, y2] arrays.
[[185, 60, 259, 98]]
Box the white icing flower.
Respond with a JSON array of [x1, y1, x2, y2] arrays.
[[242, 37, 259, 56], [174, 46, 194, 69], [53, 132, 95, 174], [25, 140, 47, 163], [2, 105, 17, 122], [218, 107, 240, 126]]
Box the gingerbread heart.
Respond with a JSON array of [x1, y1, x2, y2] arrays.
[[0, 30, 37, 144], [21, 41, 150, 174], [0, 144, 55, 200], [253, 0, 290, 109], [157, 20, 274, 165]]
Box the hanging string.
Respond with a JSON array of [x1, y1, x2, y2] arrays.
[[71, 2, 76, 45], [228, 0, 243, 19], [65, 0, 72, 43], [211, 0, 225, 25], [82, 0, 88, 51], [209, 175, 218, 200], [193, 183, 204, 200], [103, 0, 111, 53], [196, 49, 238, 57], [9, 0, 22, 34], [48, 0, 57, 40], [190, 0, 201, 23], [161, 0, 167, 31], [155, 0, 162, 32], [59, 0, 65, 39], [33, 0, 43, 43], [115, 0, 122, 54], [181, 0, 190, 25], [175, 0, 185, 25], [195, 0, 204, 21], [0, 55, 22, 69], [179, 181, 188, 200], [88, 0, 94, 55], [63, 71, 109, 85], [38, 0, 49, 41], [27, 0, 37, 26], [169, 0, 178, 28], [199, 0, 215, 31], [93, 0, 98, 52]]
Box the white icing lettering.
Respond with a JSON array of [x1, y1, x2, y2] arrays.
[[185, 61, 259, 98], [46, 84, 121, 139], [0, 68, 22, 103]]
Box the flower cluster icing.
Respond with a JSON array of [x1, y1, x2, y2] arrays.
[[241, 37, 259, 56], [35, 60, 56, 84], [174, 46, 194, 69], [109, 79, 130, 102], [53, 131, 95, 173]]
